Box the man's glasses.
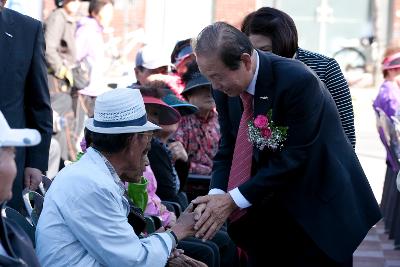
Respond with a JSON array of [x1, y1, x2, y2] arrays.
[[137, 132, 153, 142]]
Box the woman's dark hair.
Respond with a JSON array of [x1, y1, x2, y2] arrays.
[[241, 7, 298, 58], [89, 129, 135, 154], [193, 22, 253, 70], [89, 0, 114, 16]]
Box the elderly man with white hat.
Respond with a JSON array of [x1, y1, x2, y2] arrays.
[[35, 88, 196, 267], [0, 111, 41, 267]]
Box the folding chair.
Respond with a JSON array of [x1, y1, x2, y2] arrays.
[[38, 175, 53, 196], [4, 206, 36, 246], [144, 216, 156, 234], [161, 201, 182, 217], [22, 189, 44, 226]]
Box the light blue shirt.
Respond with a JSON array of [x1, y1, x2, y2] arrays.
[[35, 147, 173, 267], [209, 50, 260, 209]]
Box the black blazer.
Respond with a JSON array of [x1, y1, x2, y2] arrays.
[[148, 139, 190, 209], [0, 8, 52, 210], [211, 51, 381, 262]]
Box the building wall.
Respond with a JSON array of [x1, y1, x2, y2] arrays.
[[38, 0, 257, 78], [392, 0, 400, 45], [213, 0, 256, 28]]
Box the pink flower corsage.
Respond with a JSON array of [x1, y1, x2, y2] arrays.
[[248, 111, 288, 151]]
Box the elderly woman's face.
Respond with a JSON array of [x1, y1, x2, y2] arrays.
[[0, 147, 16, 203], [248, 34, 273, 52]]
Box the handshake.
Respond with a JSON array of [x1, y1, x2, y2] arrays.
[[168, 193, 238, 242]]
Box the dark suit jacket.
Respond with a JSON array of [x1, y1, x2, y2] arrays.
[[148, 139, 190, 209], [211, 51, 381, 262], [0, 8, 52, 210]]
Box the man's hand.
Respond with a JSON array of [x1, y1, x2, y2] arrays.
[[193, 203, 207, 221], [170, 203, 196, 240], [191, 194, 238, 241], [168, 141, 188, 162], [168, 212, 177, 228], [169, 248, 184, 259], [24, 167, 42, 190]]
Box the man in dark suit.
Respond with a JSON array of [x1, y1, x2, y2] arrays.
[[0, 1, 52, 212], [191, 22, 381, 266]]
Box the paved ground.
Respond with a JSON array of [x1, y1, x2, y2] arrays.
[[352, 86, 400, 266]]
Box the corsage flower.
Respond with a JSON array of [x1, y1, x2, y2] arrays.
[[247, 111, 288, 151]]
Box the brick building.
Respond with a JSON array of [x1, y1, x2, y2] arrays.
[[30, 0, 253, 69]]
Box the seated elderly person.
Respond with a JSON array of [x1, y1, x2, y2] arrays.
[[0, 111, 41, 267], [174, 62, 220, 175], [35, 88, 196, 267]]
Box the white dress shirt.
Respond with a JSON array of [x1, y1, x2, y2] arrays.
[[36, 147, 173, 267], [209, 50, 260, 209]]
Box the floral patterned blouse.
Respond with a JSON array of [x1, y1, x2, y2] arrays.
[[174, 110, 220, 175]]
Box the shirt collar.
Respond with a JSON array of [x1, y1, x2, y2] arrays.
[[246, 50, 260, 96], [91, 147, 126, 196]]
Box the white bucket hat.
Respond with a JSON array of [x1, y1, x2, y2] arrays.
[[0, 112, 41, 147], [85, 88, 161, 134]]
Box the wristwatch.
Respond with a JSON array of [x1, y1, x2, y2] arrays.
[[165, 229, 179, 248]]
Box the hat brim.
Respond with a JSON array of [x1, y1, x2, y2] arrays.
[[182, 82, 211, 95], [171, 103, 199, 116], [143, 96, 181, 125], [1, 129, 41, 147], [147, 103, 181, 125], [79, 87, 111, 97], [142, 62, 170, 70], [85, 118, 161, 134], [383, 64, 400, 71]]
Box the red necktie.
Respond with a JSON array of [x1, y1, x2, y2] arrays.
[[227, 92, 253, 222]]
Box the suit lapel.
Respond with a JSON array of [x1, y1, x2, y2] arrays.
[[253, 51, 275, 118], [0, 9, 15, 74], [252, 51, 276, 159]]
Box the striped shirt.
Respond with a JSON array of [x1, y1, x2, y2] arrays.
[[296, 48, 356, 147]]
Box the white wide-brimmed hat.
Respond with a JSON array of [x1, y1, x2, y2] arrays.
[[85, 88, 161, 134], [0, 112, 41, 147]]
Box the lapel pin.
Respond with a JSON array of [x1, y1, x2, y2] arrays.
[[260, 96, 269, 100], [5, 32, 13, 38]]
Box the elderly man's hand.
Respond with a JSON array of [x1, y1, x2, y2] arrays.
[[169, 248, 184, 259], [191, 193, 238, 241], [193, 203, 207, 221], [170, 203, 196, 240], [24, 167, 42, 190]]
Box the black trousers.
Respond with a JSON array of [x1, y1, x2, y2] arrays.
[[179, 238, 220, 267], [179, 229, 239, 267], [228, 205, 353, 267]]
